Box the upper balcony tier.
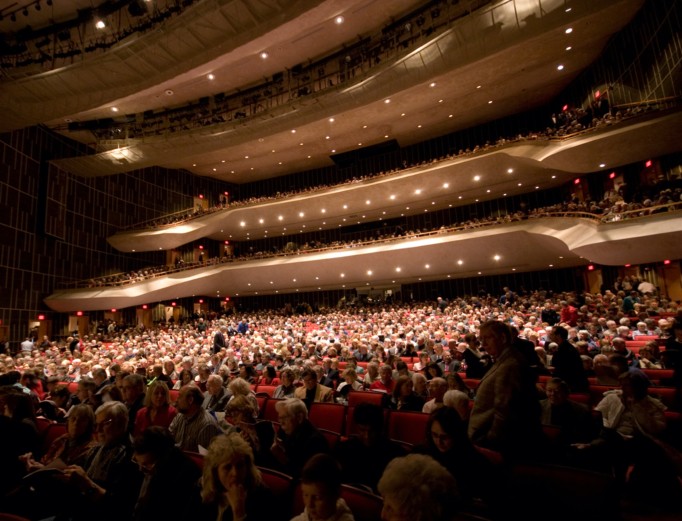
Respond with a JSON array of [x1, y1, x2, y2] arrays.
[[106, 107, 682, 252]]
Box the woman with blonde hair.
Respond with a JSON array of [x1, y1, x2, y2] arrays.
[[199, 432, 278, 521], [133, 380, 177, 437]]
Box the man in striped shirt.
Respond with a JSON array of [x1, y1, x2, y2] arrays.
[[169, 385, 223, 452]]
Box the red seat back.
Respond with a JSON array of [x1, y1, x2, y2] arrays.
[[387, 410, 430, 447], [262, 398, 283, 423], [256, 385, 277, 397], [347, 391, 384, 408], [308, 402, 346, 434]]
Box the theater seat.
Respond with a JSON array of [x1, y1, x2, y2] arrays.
[[40, 422, 67, 457], [347, 391, 384, 408], [504, 463, 619, 521], [169, 389, 180, 406], [257, 466, 295, 511], [292, 482, 382, 521], [256, 385, 277, 397], [387, 410, 430, 447], [184, 451, 204, 470], [308, 402, 346, 434], [339, 484, 384, 521], [262, 398, 283, 423]]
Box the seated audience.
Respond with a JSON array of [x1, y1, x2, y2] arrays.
[[133, 380, 177, 437], [334, 402, 405, 492], [292, 453, 355, 521], [392, 375, 425, 411], [225, 395, 276, 467], [132, 426, 202, 521], [378, 454, 460, 521], [422, 377, 448, 414], [273, 368, 297, 399], [539, 378, 594, 463], [294, 368, 333, 410], [271, 398, 329, 477], [200, 432, 280, 521], [203, 374, 230, 414], [414, 407, 494, 507], [442, 389, 471, 421], [169, 385, 223, 452]]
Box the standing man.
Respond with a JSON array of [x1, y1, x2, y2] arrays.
[[468, 320, 544, 460]]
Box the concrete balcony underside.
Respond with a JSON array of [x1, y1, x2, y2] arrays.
[[46, 213, 682, 312]]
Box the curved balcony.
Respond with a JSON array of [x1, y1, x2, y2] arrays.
[[46, 208, 682, 312], [106, 106, 682, 252]]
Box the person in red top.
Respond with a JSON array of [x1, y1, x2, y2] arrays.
[[370, 365, 395, 394], [133, 380, 177, 437], [559, 300, 579, 326]]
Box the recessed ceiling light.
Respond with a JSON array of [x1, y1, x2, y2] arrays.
[[329, 117, 335, 123], [474, 175, 481, 181], [366, 200, 371, 205], [443, 183, 449, 188], [599, 163, 606, 168], [401, 113, 406, 117], [430, 82, 436, 87], [507, 168, 514, 173], [457, 260, 463, 265], [111, 107, 119, 112], [486, 189, 491, 193], [415, 189, 422, 194], [425, 264, 430, 269], [476, 85, 482, 89], [325, 136, 330, 139], [335, 15, 344, 24], [390, 195, 395, 200], [240, 221, 246, 227], [260, 51, 268, 59], [488, 100, 493, 104], [384, 99, 390, 104], [417, 124, 422, 128], [565, 27, 573, 34], [299, 212, 304, 217], [557, 64, 564, 71], [449, 114, 453, 118], [291, 129, 296, 133], [212, 168, 217, 172], [207, 73, 215, 80], [331, 149, 336, 153], [566, 46, 572, 51], [321, 209, 326, 213], [244, 155, 249, 159], [259, 219, 264, 224], [95, 19, 106, 29], [438, 99, 443, 103], [494, 255, 501, 261], [343, 205, 348, 209]]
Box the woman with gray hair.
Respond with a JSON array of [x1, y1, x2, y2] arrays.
[[50, 401, 142, 521], [378, 453, 460, 521], [227, 377, 259, 417]]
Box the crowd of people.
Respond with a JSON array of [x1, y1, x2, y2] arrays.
[[83, 181, 681, 289], [122, 95, 675, 235], [1, 284, 682, 519]]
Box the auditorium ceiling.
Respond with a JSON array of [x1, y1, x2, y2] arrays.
[[1, 0, 662, 186]]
